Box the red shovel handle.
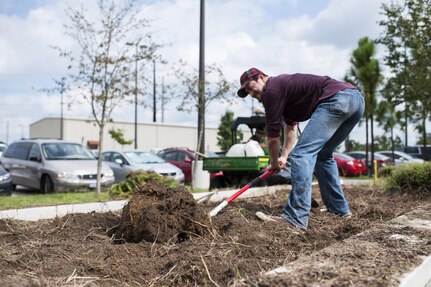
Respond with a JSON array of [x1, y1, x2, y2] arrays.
[[226, 170, 273, 204], [209, 170, 274, 217]]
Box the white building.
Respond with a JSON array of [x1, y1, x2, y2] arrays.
[[30, 117, 232, 152]]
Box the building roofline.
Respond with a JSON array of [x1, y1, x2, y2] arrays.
[[30, 117, 218, 130]]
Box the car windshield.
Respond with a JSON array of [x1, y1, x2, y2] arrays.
[[347, 152, 389, 160], [42, 143, 95, 160], [125, 151, 165, 164], [334, 153, 355, 160]]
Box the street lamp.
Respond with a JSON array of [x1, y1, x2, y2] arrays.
[[19, 124, 24, 139], [126, 39, 142, 149], [153, 59, 156, 123]]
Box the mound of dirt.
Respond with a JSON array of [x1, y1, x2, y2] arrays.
[[110, 182, 210, 243]]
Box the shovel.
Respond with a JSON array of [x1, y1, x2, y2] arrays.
[[209, 170, 274, 217]]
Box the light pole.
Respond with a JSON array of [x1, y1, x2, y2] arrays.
[[59, 77, 66, 140], [153, 60, 156, 123], [127, 39, 141, 149], [60, 90, 64, 140], [134, 44, 138, 149], [6, 122, 9, 143], [197, 0, 205, 157], [19, 124, 24, 139]]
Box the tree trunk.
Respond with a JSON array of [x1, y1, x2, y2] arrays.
[[365, 116, 370, 176], [370, 112, 375, 173], [390, 126, 395, 160], [404, 109, 408, 147], [422, 118, 428, 160], [96, 121, 104, 195]]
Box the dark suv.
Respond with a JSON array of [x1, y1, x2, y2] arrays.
[[403, 145, 431, 161]]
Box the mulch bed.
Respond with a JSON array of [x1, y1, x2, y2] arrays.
[[0, 183, 430, 286]]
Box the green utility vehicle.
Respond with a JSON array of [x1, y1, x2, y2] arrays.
[[203, 116, 291, 189]]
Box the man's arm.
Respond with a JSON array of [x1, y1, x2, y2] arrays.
[[280, 123, 297, 159], [267, 123, 297, 172], [267, 136, 280, 171]]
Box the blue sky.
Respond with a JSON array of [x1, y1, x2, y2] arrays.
[[1, 0, 407, 147]]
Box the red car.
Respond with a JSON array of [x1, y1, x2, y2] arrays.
[[333, 152, 366, 177], [157, 147, 220, 185]]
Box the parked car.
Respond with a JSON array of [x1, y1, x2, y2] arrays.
[[376, 151, 424, 166], [0, 139, 114, 193], [0, 143, 8, 157], [0, 165, 13, 195], [333, 152, 366, 177], [403, 145, 431, 161], [102, 150, 184, 183], [345, 151, 392, 170], [157, 147, 220, 184]]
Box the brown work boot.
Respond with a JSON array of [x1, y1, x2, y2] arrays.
[[255, 212, 304, 235]]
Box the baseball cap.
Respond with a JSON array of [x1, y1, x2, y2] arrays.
[[237, 68, 266, 98]]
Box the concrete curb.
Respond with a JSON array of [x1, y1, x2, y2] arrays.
[[0, 184, 293, 221], [0, 180, 374, 221], [0, 200, 128, 221], [399, 255, 431, 287]]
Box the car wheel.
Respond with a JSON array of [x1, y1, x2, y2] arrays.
[[210, 176, 227, 189], [12, 184, 17, 191], [41, 175, 54, 194], [3, 185, 13, 196]]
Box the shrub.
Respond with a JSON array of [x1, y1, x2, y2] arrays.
[[110, 170, 179, 198], [378, 165, 397, 177], [383, 162, 431, 193]]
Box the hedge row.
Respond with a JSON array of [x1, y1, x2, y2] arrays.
[[379, 162, 431, 193]]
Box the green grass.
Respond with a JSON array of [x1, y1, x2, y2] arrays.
[[0, 191, 114, 210]]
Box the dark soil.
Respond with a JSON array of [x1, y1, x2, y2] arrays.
[[109, 182, 209, 243], [0, 183, 430, 287]]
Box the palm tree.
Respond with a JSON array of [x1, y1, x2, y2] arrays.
[[347, 37, 383, 175]]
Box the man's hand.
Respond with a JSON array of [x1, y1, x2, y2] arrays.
[[278, 155, 287, 169], [267, 137, 281, 172], [267, 123, 297, 173]]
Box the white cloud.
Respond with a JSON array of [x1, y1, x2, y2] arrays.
[[2, 0, 418, 145]]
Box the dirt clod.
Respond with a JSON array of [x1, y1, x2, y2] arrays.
[[109, 182, 210, 243]]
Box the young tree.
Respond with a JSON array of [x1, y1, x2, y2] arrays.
[[57, 0, 159, 194], [346, 37, 382, 175], [373, 135, 402, 151], [217, 111, 243, 152], [344, 139, 364, 152], [378, 0, 431, 157], [376, 83, 405, 155], [109, 128, 133, 146], [174, 60, 236, 153]]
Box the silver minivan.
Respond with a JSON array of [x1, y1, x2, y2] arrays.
[[0, 139, 114, 193]]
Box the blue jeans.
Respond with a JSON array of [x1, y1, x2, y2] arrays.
[[281, 89, 364, 229]]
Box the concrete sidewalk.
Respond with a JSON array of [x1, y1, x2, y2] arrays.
[[0, 184, 292, 221]]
